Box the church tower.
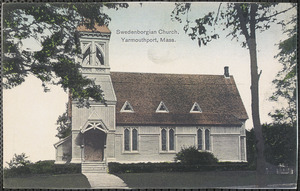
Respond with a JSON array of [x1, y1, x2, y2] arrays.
[[70, 24, 117, 165]]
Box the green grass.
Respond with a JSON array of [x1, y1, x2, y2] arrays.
[[4, 173, 91, 189], [115, 171, 297, 188], [3, 171, 297, 189]]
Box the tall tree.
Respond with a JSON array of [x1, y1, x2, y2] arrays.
[[171, 2, 296, 186], [3, 3, 128, 107]]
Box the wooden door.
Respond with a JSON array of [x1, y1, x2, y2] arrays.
[[84, 130, 105, 161]]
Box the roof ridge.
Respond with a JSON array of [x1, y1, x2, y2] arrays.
[[111, 71, 229, 77]]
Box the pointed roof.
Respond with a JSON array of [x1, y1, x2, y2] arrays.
[[111, 72, 248, 126], [77, 24, 111, 33]]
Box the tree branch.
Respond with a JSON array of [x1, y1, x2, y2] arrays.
[[258, 70, 262, 80], [257, 5, 296, 22], [249, 4, 258, 39], [235, 4, 250, 40], [214, 3, 222, 24]]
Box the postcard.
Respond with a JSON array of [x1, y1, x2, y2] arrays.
[[2, 2, 297, 189]]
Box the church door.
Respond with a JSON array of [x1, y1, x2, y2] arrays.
[[84, 129, 106, 161]]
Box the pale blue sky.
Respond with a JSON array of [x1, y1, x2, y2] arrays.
[[3, 2, 296, 165]]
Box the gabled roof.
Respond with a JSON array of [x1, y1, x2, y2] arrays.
[[110, 72, 248, 126], [53, 135, 71, 148]]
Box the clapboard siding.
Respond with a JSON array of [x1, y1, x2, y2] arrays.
[[72, 105, 115, 131], [113, 125, 243, 162], [212, 135, 239, 161]]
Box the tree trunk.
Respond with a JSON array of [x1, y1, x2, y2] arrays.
[[67, 89, 72, 124], [248, 4, 266, 187]]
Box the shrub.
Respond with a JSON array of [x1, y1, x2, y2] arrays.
[[4, 160, 81, 178], [108, 162, 251, 174], [6, 153, 31, 168], [175, 146, 218, 165]]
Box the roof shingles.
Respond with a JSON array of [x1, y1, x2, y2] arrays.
[[110, 72, 248, 126]]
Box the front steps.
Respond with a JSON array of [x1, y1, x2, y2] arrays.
[[82, 161, 107, 173]]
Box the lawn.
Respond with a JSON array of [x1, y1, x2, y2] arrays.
[[115, 171, 297, 189], [3, 173, 91, 189], [3, 171, 297, 189]]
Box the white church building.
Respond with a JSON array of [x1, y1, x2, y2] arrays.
[[54, 25, 248, 172]]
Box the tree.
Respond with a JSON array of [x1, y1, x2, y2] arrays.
[[246, 129, 256, 169], [56, 104, 71, 139], [171, 2, 296, 186], [175, 146, 218, 165], [6, 153, 31, 169], [263, 123, 296, 167], [247, 123, 297, 168], [3, 3, 128, 107], [269, 13, 297, 126]]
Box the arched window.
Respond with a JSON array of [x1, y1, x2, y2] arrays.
[[197, 129, 203, 150], [169, 129, 174, 150], [161, 129, 167, 151], [96, 47, 104, 65], [124, 129, 130, 151], [205, 129, 210, 151], [132, 129, 138, 151], [82, 46, 91, 65]]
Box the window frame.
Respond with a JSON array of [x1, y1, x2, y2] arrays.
[[80, 41, 107, 67], [196, 127, 211, 152], [156, 101, 169, 113], [123, 127, 139, 153], [205, 129, 210, 151], [197, 128, 203, 150], [190, 102, 202, 113], [120, 101, 134, 113], [124, 128, 130, 151], [160, 127, 176, 153]]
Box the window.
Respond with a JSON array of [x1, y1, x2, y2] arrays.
[[124, 129, 130, 151], [241, 137, 245, 161], [132, 129, 138, 151], [205, 129, 210, 151], [161, 129, 167, 151], [161, 128, 175, 152], [156, 101, 169, 113], [96, 47, 104, 65], [124, 128, 139, 152], [196, 128, 210, 151], [190, 102, 202, 113], [120, 101, 134, 112], [197, 129, 203, 150], [81, 42, 106, 66], [169, 129, 174, 150], [82, 46, 91, 65]]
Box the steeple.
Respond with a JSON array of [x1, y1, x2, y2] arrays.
[[76, 24, 117, 104], [77, 24, 111, 75]]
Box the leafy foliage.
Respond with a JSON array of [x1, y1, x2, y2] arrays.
[[6, 153, 32, 169], [2, 3, 128, 107], [263, 123, 297, 166], [171, 3, 294, 48], [269, 14, 297, 125], [108, 162, 250, 174], [247, 123, 297, 167], [4, 160, 81, 178], [175, 146, 218, 165], [56, 108, 71, 139]]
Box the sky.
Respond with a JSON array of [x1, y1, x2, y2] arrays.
[[3, 2, 296, 165]]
